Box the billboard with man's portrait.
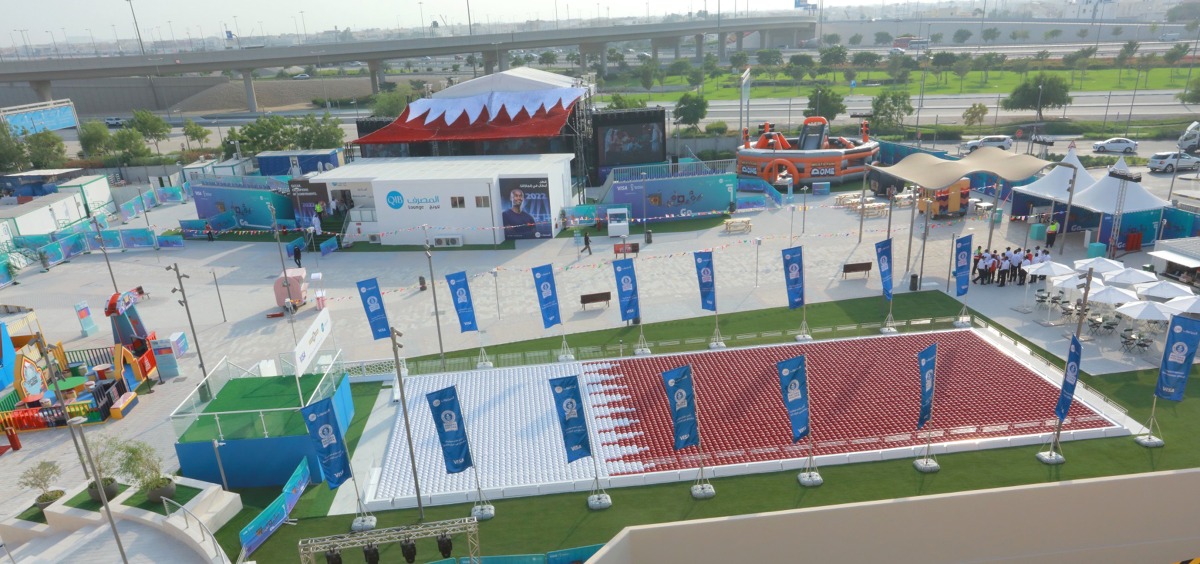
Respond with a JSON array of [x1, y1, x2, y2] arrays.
[[499, 177, 551, 240]]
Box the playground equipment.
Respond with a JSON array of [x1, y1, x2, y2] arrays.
[[274, 268, 310, 314], [105, 289, 159, 389], [916, 179, 972, 219], [736, 117, 880, 185]]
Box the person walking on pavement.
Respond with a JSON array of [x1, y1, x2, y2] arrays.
[[205, 222, 214, 242], [1046, 220, 1060, 248], [293, 245, 302, 268], [581, 231, 592, 256]]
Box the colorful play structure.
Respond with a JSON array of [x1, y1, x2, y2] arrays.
[[104, 288, 159, 391], [736, 117, 880, 185]]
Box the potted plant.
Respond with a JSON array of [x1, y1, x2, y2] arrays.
[[19, 461, 65, 511], [86, 434, 122, 502], [119, 440, 175, 503]]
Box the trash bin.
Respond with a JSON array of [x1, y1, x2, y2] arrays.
[[419, 276, 427, 291], [645, 230, 653, 245], [1087, 242, 1107, 258], [5, 427, 20, 451], [991, 210, 1003, 223], [1029, 223, 1046, 241], [910, 274, 919, 291], [1143, 264, 1156, 273]]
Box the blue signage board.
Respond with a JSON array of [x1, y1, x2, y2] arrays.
[[446, 271, 478, 332], [548, 376, 593, 463], [355, 278, 390, 340]]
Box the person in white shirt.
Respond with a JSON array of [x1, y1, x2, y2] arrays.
[[1019, 255, 1032, 285], [998, 256, 1012, 287]]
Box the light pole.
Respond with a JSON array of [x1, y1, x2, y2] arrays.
[[466, 0, 474, 36], [45, 31, 60, 59], [90, 217, 119, 293], [418, 3, 426, 38], [300, 11, 308, 43], [389, 329, 425, 519], [267, 203, 299, 344], [86, 28, 98, 55], [166, 263, 207, 376], [124, 0, 146, 55], [168, 20, 177, 51], [232, 16, 243, 48], [421, 225, 447, 371], [68, 416, 128, 564]]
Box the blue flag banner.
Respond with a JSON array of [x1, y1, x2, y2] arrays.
[[1157, 316, 1200, 402], [1054, 336, 1083, 421], [917, 343, 937, 430], [445, 271, 478, 333], [694, 251, 716, 311], [612, 258, 641, 322], [776, 355, 810, 442], [300, 397, 352, 489], [782, 246, 805, 309], [875, 238, 894, 301], [549, 376, 593, 463], [955, 234, 972, 297], [532, 264, 561, 329], [426, 386, 474, 474], [355, 278, 390, 341], [660, 365, 701, 450]]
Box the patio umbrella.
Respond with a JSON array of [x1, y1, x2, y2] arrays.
[[1135, 280, 1195, 300], [1116, 301, 1182, 322], [1023, 261, 1076, 278], [1073, 257, 1125, 275], [1088, 285, 1139, 305], [1104, 268, 1159, 286], [1165, 295, 1200, 315], [1051, 273, 1102, 290]]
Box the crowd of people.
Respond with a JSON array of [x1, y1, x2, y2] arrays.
[[972, 246, 1055, 288]]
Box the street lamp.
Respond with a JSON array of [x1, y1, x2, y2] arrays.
[[299, 11, 308, 43], [90, 216, 119, 293], [267, 203, 300, 344], [166, 263, 207, 376], [124, 0, 146, 56], [45, 31, 60, 59], [86, 28, 98, 56], [421, 225, 448, 371], [388, 329, 425, 519], [68, 416, 128, 563]]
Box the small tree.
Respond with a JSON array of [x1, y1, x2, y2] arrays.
[[128, 109, 171, 154], [25, 130, 67, 169], [0, 126, 28, 172], [962, 103, 989, 135], [930, 33, 944, 44], [182, 118, 210, 148], [871, 89, 914, 133], [1077, 28, 1089, 39], [119, 440, 171, 492], [848, 33, 863, 46], [705, 121, 729, 135], [111, 128, 153, 163], [730, 51, 750, 71], [953, 58, 973, 93], [1002, 73, 1072, 120], [1111, 26, 1123, 37], [1179, 76, 1200, 103], [822, 34, 841, 45], [874, 31, 894, 46], [806, 88, 846, 122], [1165, 43, 1189, 77], [87, 434, 122, 489], [982, 27, 1000, 43], [78, 120, 112, 157], [755, 49, 784, 66], [674, 92, 708, 128], [370, 90, 409, 117], [1044, 29, 1063, 42], [19, 460, 64, 505], [607, 94, 647, 109], [953, 29, 973, 44], [538, 51, 558, 67]]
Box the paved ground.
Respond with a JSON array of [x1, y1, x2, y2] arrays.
[[0, 166, 1176, 527]]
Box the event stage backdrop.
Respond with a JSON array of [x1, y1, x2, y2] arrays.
[[611, 173, 737, 223]]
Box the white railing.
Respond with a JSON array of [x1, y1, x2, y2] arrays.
[[162, 497, 229, 563]]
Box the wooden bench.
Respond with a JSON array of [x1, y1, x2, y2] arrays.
[[724, 218, 753, 233], [842, 262, 873, 279], [580, 291, 612, 309]]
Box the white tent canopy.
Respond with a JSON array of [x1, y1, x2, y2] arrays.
[[1071, 157, 1170, 214], [1012, 149, 1097, 203]]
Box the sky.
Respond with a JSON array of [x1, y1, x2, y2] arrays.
[[6, 0, 878, 47]]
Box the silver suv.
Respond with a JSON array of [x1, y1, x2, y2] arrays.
[[1149, 151, 1200, 173], [963, 135, 1014, 152]]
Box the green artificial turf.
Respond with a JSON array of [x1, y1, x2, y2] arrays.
[[177, 374, 331, 443], [15, 504, 47, 524], [63, 483, 129, 512], [121, 484, 204, 515]]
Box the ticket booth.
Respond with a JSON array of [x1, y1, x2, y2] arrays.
[[607, 208, 630, 238]]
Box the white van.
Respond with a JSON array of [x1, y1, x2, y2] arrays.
[[1160, 33, 1181, 41]]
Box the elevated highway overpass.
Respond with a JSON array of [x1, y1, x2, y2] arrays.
[[0, 16, 814, 112]]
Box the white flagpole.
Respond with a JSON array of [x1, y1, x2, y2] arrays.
[[458, 387, 495, 520], [914, 347, 940, 473], [798, 362, 822, 486], [689, 365, 715, 499]]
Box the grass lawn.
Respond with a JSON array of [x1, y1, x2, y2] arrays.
[[215, 291, 1200, 562], [15, 504, 47, 524], [121, 484, 204, 515], [64, 483, 130, 512], [177, 374, 329, 443]]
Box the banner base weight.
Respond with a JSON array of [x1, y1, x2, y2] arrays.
[[913, 458, 940, 473], [797, 471, 823, 487], [690, 483, 716, 499], [471, 504, 495, 521], [1035, 451, 1065, 465], [587, 493, 613, 510], [1135, 435, 1165, 448], [351, 516, 377, 532]]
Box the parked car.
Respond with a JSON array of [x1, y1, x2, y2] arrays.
[[1149, 151, 1200, 173], [1093, 137, 1138, 153], [963, 135, 1013, 152], [103, 117, 126, 127], [292, 74, 311, 80], [889, 47, 906, 55]]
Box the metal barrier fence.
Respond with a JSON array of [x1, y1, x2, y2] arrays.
[[65, 346, 115, 368]]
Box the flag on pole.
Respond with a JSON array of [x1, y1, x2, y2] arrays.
[[531, 264, 561, 329], [660, 365, 700, 450], [955, 234, 972, 297], [426, 386, 473, 474], [782, 246, 805, 309], [612, 258, 641, 322], [355, 278, 390, 340], [548, 376, 592, 463], [694, 251, 716, 311], [1156, 316, 1200, 402], [1054, 336, 1083, 421], [776, 355, 810, 442], [875, 238, 894, 301], [445, 271, 478, 333], [299, 398, 351, 489], [917, 343, 937, 429]]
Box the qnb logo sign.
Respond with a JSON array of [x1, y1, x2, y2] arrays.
[[386, 191, 405, 209]]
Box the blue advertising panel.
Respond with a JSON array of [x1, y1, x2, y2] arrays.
[[355, 278, 391, 340], [426, 386, 474, 474], [39, 242, 64, 266], [319, 237, 338, 256], [917, 343, 937, 430], [782, 246, 805, 309], [282, 461, 310, 513], [548, 376, 592, 463], [612, 258, 641, 322], [300, 397, 352, 489], [3, 103, 77, 135], [156, 186, 186, 203], [446, 271, 478, 333], [238, 461, 309, 557], [58, 233, 87, 259], [99, 230, 122, 249], [1156, 316, 1200, 402], [499, 177, 552, 239], [1054, 336, 1083, 421], [120, 228, 157, 249], [191, 186, 295, 230], [660, 365, 700, 450], [776, 355, 810, 442], [532, 264, 561, 329], [610, 173, 737, 223], [694, 251, 716, 312], [157, 234, 185, 248], [875, 238, 894, 301], [955, 234, 972, 297], [206, 210, 238, 232]]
